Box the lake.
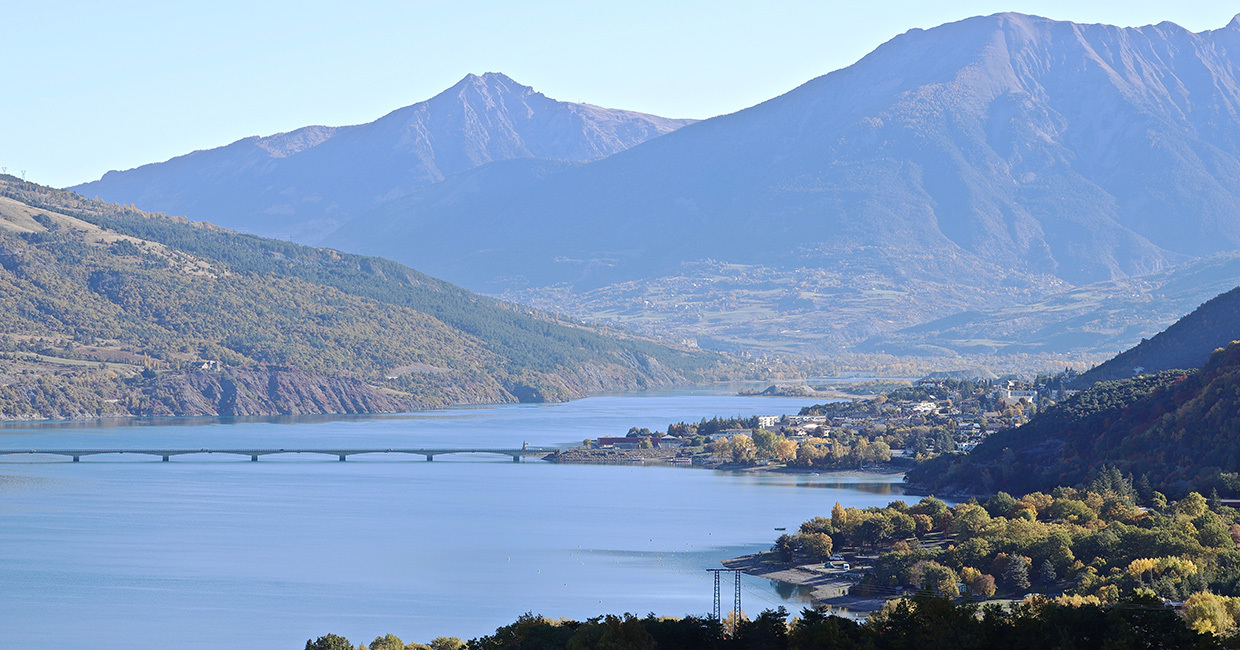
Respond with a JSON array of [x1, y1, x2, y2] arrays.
[[0, 389, 907, 648]]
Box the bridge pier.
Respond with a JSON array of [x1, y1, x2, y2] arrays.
[[162, 455, 169, 462], [251, 455, 258, 462], [72, 455, 79, 462], [512, 455, 520, 463], [338, 454, 347, 462]]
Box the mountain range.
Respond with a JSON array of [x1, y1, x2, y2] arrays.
[[73, 73, 694, 243], [70, 13, 1240, 359]]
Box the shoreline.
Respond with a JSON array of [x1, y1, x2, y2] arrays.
[[722, 553, 892, 616], [544, 447, 911, 476], [0, 380, 837, 426]]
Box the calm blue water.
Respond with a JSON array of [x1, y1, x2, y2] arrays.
[[0, 390, 904, 649]]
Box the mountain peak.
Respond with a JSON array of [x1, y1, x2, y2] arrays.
[[450, 71, 530, 92], [70, 71, 695, 244]]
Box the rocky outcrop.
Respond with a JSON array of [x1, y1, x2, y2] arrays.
[[0, 367, 418, 421], [138, 367, 416, 416], [0, 356, 709, 421]]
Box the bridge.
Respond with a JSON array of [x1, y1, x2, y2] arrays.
[[0, 447, 559, 463]]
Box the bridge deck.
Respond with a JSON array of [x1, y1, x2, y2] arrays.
[[0, 447, 558, 462]]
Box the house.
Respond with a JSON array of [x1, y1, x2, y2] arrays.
[[997, 389, 1038, 407], [756, 415, 779, 429]]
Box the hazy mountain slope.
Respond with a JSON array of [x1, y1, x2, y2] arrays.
[[71, 73, 694, 243], [906, 284, 1240, 496], [328, 13, 1240, 351], [905, 342, 1240, 498], [0, 177, 715, 419], [1067, 285, 1240, 386], [856, 253, 1240, 357]]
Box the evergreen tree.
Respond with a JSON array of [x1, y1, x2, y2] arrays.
[[1038, 559, 1057, 586], [1002, 556, 1031, 592]]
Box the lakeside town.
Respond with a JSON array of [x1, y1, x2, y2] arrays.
[[547, 374, 1078, 470]]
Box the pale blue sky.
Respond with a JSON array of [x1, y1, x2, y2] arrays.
[[4, 1, 1239, 188]]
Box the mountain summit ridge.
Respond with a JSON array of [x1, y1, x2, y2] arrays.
[[72, 72, 695, 242], [313, 12, 1240, 355], [71, 13, 1240, 355]]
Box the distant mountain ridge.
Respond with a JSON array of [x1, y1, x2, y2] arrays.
[[314, 13, 1240, 354], [72, 73, 695, 242], [333, 13, 1240, 287], [69, 14, 1240, 358]]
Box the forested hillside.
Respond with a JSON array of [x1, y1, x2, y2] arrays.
[[906, 342, 1240, 498], [0, 177, 716, 419]]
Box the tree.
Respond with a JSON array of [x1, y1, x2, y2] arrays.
[[890, 513, 917, 540], [368, 634, 405, 650], [304, 634, 351, 650], [800, 532, 834, 561], [429, 637, 465, 650], [1177, 492, 1209, 519], [984, 492, 1017, 518], [734, 607, 789, 648], [799, 516, 833, 536], [831, 502, 847, 529], [967, 572, 997, 598], [775, 438, 798, 463], [1182, 592, 1235, 634], [1050, 499, 1096, 524], [752, 428, 779, 459], [1000, 555, 1031, 592], [909, 496, 948, 519], [857, 516, 895, 549], [950, 504, 991, 535], [731, 434, 757, 464], [1038, 559, 1057, 585], [921, 562, 960, 597], [1199, 518, 1233, 548], [953, 537, 991, 569], [773, 534, 798, 562]]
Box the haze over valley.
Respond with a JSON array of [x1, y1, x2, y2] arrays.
[[76, 13, 1240, 364]]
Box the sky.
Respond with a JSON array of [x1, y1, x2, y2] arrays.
[[3, 1, 1239, 188]]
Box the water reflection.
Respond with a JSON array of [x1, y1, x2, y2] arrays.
[[806, 481, 905, 495], [771, 579, 815, 602]]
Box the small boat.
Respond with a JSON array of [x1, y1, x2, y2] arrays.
[[774, 527, 787, 531]]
